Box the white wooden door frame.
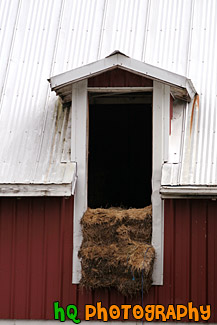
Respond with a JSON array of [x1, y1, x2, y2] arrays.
[[71, 80, 170, 285]]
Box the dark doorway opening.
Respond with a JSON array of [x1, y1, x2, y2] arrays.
[[88, 93, 152, 209]]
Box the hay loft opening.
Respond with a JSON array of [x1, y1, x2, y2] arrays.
[[49, 52, 197, 285], [88, 90, 152, 209]]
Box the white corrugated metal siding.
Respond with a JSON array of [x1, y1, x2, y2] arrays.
[[0, 0, 217, 185]]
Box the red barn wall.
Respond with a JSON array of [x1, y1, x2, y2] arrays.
[[88, 68, 153, 87], [0, 198, 216, 321]]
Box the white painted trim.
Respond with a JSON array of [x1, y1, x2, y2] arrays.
[[88, 87, 153, 92], [161, 185, 217, 198], [152, 81, 170, 285], [49, 53, 196, 100], [0, 183, 75, 196], [186, 78, 197, 100], [71, 175, 77, 195], [72, 81, 168, 286], [71, 80, 88, 284], [162, 85, 170, 163]]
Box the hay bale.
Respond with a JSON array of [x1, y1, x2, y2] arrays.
[[80, 206, 152, 245], [78, 206, 155, 296]]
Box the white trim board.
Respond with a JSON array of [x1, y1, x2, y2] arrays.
[[161, 185, 217, 198], [151, 81, 170, 285], [71, 80, 88, 283], [71, 81, 169, 285], [0, 183, 74, 197], [87, 87, 153, 92]]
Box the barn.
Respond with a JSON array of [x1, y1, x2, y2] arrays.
[[0, 0, 217, 323]]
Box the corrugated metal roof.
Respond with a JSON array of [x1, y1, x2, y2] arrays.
[[0, 0, 217, 186]]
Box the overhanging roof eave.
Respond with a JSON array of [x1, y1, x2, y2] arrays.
[[48, 53, 196, 101]]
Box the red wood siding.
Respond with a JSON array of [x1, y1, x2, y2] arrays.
[[0, 198, 216, 321], [88, 68, 153, 87], [0, 197, 74, 319]]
